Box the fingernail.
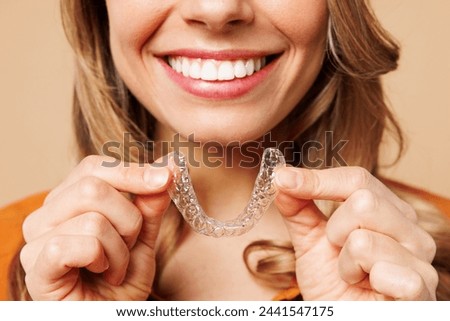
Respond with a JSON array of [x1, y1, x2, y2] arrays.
[[276, 168, 299, 189], [102, 256, 110, 272], [144, 167, 170, 188]]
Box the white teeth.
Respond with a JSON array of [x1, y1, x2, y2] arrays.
[[167, 56, 269, 81], [234, 60, 247, 78], [201, 60, 218, 81], [255, 59, 261, 72], [168, 56, 174, 68], [218, 61, 235, 81], [245, 59, 255, 76], [175, 58, 182, 73], [182, 58, 190, 77], [189, 60, 201, 79]]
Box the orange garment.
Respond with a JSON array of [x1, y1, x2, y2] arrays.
[[1, 183, 449, 301], [0, 192, 48, 300]]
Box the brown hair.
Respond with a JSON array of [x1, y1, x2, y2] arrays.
[[9, 0, 450, 300]]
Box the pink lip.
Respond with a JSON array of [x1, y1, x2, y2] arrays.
[[156, 50, 280, 100], [159, 49, 272, 60]]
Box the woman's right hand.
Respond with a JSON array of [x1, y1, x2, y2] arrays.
[[20, 155, 172, 300]]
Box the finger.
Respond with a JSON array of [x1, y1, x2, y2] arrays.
[[274, 191, 328, 257], [274, 192, 327, 233], [327, 189, 436, 262], [338, 229, 438, 298], [124, 193, 171, 290], [275, 166, 417, 222], [25, 235, 109, 300], [274, 169, 328, 256], [23, 178, 143, 248], [134, 192, 171, 250], [21, 212, 130, 286], [370, 262, 436, 300], [45, 155, 172, 204]]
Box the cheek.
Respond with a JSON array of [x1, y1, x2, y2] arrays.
[[263, 0, 329, 46], [106, 1, 170, 53], [106, 1, 174, 103]]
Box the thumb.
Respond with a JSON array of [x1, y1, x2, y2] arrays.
[[133, 154, 174, 249], [275, 191, 327, 256], [134, 192, 172, 249], [274, 167, 328, 256], [122, 192, 171, 295], [274, 167, 328, 223]]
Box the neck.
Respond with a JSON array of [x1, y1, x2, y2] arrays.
[[154, 129, 263, 221], [191, 147, 261, 220]]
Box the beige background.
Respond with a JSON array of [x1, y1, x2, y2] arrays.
[[0, 0, 449, 207]]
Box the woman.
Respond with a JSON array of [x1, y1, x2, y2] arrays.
[[10, 0, 449, 300]]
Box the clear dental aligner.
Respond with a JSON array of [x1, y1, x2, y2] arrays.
[[168, 148, 286, 237]]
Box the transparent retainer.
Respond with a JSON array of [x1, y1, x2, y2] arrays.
[[167, 148, 286, 237]]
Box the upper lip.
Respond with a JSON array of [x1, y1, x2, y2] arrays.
[[155, 49, 282, 60]]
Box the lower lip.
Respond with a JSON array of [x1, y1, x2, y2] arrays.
[[158, 58, 278, 100]]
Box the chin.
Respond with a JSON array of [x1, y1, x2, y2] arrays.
[[174, 124, 268, 146]]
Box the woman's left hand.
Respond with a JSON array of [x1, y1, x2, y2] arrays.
[[274, 166, 438, 300]]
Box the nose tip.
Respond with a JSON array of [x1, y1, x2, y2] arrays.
[[181, 0, 254, 32]]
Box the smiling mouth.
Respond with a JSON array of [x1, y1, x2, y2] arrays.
[[164, 54, 279, 82]]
